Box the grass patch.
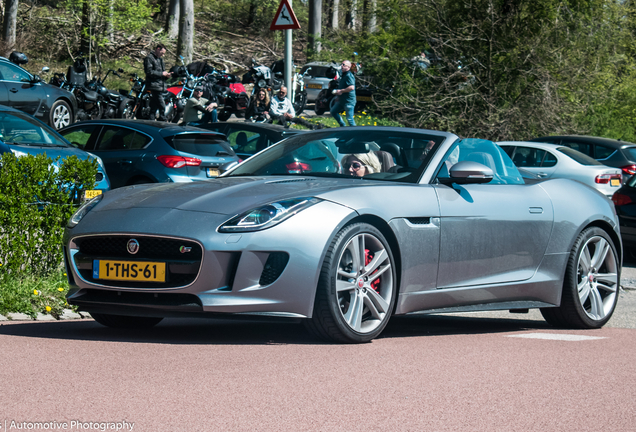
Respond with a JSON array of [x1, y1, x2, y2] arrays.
[[0, 268, 72, 318], [295, 112, 404, 129]]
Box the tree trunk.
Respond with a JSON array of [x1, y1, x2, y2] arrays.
[[308, 0, 322, 58], [365, 0, 376, 33], [2, 0, 18, 53], [247, 0, 257, 27], [332, 0, 339, 30], [177, 0, 193, 64], [349, 0, 357, 30], [80, 0, 91, 55], [167, 0, 179, 39]]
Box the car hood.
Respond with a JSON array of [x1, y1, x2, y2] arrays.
[[94, 176, 376, 216]]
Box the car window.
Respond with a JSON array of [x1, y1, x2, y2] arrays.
[[0, 62, 30, 82], [301, 66, 333, 78], [622, 146, 636, 162], [0, 111, 68, 146], [560, 140, 592, 157], [437, 138, 524, 185], [227, 130, 265, 155], [61, 125, 100, 150], [542, 150, 557, 167], [95, 126, 149, 151], [557, 147, 602, 165], [167, 133, 235, 157], [594, 145, 615, 160]]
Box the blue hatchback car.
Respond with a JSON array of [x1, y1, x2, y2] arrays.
[[59, 120, 240, 189], [0, 105, 110, 198]]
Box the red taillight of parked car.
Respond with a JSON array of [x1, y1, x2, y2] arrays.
[[286, 161, 311, 174], [595, 173, 622, 184], [620, 164, 636, 176], [157, 155, 202, 168], [612, 192, 633, 206]]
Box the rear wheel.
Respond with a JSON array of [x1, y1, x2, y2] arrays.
[[119, 99, 135, 119], [541, 226, 620, 328], [91, 313, 163, 329], [294, 91, 307, 116], [218, 110, 232, 121], [305, 223, 396, 343], [50, 100, 72, 129]]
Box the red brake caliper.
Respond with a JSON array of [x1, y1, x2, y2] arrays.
[[365, 249, 381, 292]]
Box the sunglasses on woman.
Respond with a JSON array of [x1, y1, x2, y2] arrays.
[[344, 162, 363, 170]]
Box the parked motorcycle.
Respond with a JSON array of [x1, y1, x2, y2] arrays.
[[50, 54, 103, 121], [85, 68, 131, 119], [121, 72, 177, 121]]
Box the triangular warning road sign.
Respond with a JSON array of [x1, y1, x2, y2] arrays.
[[270, 0, 301, 31]]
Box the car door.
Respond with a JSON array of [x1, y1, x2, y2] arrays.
[[91, 125, 152, 188], [433, 139, 554, 288], [0, 62, 43, 115]]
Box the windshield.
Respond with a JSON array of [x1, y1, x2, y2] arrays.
[[225, 129, 450, 183], [0, 111, 69, 146]]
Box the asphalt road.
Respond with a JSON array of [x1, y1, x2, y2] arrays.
[[1, 258, 635, 431]]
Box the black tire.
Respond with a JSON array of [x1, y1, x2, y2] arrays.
[[120, 99, 135, 119], [218, 110, 232, 121], [314, 105, 326, 116], [305, 223, 396, 343], [50, 100, 73, 130], [91, 313, 163, 329], [541, 226, 620, 328], [294, 91, 307, 116]]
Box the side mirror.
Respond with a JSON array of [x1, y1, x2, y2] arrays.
[[438, 160, 494, 185], [31, 74, 43, 83]]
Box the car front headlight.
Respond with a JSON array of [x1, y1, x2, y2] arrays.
[[257, 79, 267, 88], [218, 197, 321, 233], [67, 194, 103, 228]]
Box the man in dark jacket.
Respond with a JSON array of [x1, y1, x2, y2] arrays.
[[144, 44, 172, 121]]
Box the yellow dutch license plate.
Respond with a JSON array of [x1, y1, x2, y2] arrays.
[[357, 96, 373, 102], [84, 190, 102, 200], [308, 83, 322, 89], [93, 260, 166, 282], [206, 168, 220, 178], [611, 179, 620, 186]]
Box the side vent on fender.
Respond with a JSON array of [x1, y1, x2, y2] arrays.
[[406, 217, 431, 225], [259, 252, 290, 286]]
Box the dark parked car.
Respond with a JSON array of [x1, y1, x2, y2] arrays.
[[0, 56, 77, 130], [59, 119, 240, 189], [195, 122, 305, 160], [530, 135, 636, 180], [0, 104, 110, 197], [612, 176, 636, 251]]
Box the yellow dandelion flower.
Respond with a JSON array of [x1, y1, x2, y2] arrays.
[[58, 287, 64, 292], [45, 306, 51, 312], [33, 289, 39, 295], [362, 112, 367, 115], [374, 122, 377, 126]]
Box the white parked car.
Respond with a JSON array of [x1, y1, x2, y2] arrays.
[[498, 141, 622, 197], [299, 61, 339, 102]]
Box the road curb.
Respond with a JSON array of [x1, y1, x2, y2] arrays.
[[0, 309, 91, 322]]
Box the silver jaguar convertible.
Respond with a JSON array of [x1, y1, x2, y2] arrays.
[[63, 127, 622, 343]]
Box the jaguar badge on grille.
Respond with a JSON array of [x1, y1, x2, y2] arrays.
[[180, 246, 192, 253], [127, 239, 140, 255]]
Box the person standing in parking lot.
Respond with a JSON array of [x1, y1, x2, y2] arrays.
[[144, 44, 172, 121], [330, 60, 356, 127]]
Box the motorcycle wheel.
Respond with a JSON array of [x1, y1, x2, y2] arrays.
[[120, 99, 135, 119], [294, 91, 307, 116], [218, 110, 232, 121]]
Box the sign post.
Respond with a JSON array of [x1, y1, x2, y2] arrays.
[[270, 0, 300, 104]]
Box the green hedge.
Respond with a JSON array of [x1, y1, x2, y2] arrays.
[[0, 152, 97, 277]]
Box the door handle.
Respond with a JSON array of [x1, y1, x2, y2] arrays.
[[537, 172, 548, 178], [9, 88, 18, 93], [118, 160, 133, 165]]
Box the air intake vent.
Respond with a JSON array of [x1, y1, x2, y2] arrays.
[[407, 217, 431, 225], [259, 252, 289, 285]]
